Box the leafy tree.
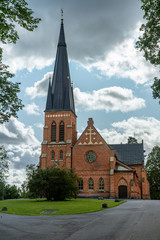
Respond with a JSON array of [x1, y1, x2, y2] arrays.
[[146, 146, 160, 199], [0, 146, 9, 200], [127, 136, 138, 144], [20, 180, 30, 198], [27, 166, 79, 201], [4, 184, 20, 199], [0, 0, 41, 123], [136, 0, 160, 102], [26, 164, 37, 181], [0, 51, 23, 123]]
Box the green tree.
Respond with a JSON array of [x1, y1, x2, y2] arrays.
[[0, 146, 9, 200], [20, 180, 30, 198], [27, 166, 79, 201], [146, 146, 160, 199], [127, 136, 138, 144], [4, 184, 20, 199], [0, 0, 41, 123], [136, 0, 160, 102], [0, 51, 23, 123]]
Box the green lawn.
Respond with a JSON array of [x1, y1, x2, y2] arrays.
[[0, 198, 125, 216]]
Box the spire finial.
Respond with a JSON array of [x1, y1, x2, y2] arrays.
[[61, 9, 63, 23]]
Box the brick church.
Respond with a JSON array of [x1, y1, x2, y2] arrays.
[[39, 15, 150, 199]]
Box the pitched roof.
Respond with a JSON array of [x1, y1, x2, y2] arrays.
[[45, 19, 75, 115], [109, 143, 144, 165]]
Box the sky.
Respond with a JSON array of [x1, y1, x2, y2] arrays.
[[1, 0, 160, 186]]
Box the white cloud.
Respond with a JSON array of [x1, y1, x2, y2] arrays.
[[0, 117, 41, 186], [35, 123, 44, 129], [88, 24, 158, 85], [98, 117, 160, 155], [25, 72, 52, 99], [1, 0, 143, 74], [74, 87, 145, 113], [24, 103, 41, 115], [0, 117, 40, 146], [2, 43, 53, 73]]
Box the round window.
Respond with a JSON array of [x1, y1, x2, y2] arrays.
[[86, 151, 96, 163]]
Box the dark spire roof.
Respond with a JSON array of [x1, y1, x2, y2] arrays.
[[45, 16, 76, 115]]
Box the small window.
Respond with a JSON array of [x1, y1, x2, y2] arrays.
[[99, 178, 104, 190], [60, 150, 63, 160], [89, 178, 94, 190], [51, 151, 55, 160], [78, 180, 83, 190], [59, 121, 64, 141], [51, 121, 56, 141]]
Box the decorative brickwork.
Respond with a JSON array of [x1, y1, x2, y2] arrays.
[[39, 18, 150, 200]]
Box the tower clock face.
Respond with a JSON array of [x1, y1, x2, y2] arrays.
[[86, 151, 96, 163]]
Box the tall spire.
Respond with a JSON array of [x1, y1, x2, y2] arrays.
[[45, 12, 76, 115]]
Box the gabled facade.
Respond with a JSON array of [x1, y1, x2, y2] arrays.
[[72, 118, 150, 199], [39, 16, 150, 199]]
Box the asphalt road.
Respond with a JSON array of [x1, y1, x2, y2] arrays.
[[0, 200, 160, 240]]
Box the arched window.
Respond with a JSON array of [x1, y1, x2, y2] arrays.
[[99, 178, 104, 190], [78, 180, 83, 190], [59, 121, 64, 141], [51, 151, 55, 160], [89, 178, 94, 190], [60, 150, 63, 160], [51, 121, 56, 141]]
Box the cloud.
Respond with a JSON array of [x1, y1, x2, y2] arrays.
[[24, 103, 41, 115], [98, 117, 160, 155], [35, 123, 44, 129], [25, 72, 52, 99], [2, 0, 157, 86], [0, 117, 40, 146], [1, 0, 143, 73], [88, 24, 158, 84], [0, 117, 41, 186], [74, 87, 145, 112]]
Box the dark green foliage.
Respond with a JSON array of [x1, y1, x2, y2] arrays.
[[4, 184, 20, 199], [0, 0, 41, 44], [0, 50, 24, 123], [27, 166, 79, 201], [146, 146, 160, 199], [0, 0, 41, 123], [136, 0, 160, 102], [127, 136, 138, 144], [151, 77, 160, 103]]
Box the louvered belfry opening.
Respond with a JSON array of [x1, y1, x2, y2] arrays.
[[51, 121, 56, 141], [59, 121, 64, 141]]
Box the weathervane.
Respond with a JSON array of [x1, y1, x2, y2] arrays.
[[61, 9, 63, 22]]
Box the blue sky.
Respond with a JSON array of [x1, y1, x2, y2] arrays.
[[1, 0, 160, 186]]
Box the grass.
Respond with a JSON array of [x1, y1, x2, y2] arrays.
[[0, 198, 125, 216]]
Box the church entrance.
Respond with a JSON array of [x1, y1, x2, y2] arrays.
[[118, 185, 127, 199]]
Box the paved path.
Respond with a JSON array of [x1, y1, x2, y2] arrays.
[[0, 200, 160, 240]]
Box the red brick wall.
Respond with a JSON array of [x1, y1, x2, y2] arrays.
[[39, 116, 150, 199], [40, 110, 77, 169]]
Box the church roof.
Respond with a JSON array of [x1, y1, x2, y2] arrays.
[[109, 143, 144, 165], [45, 17, 75, 115]]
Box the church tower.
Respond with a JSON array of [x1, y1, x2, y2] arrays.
[[40, 12, 77, 169]]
